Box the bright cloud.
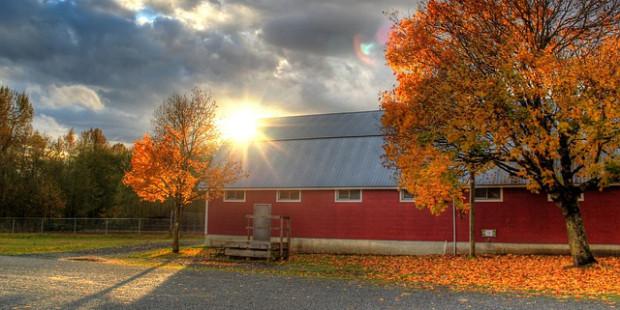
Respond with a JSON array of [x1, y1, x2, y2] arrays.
[[41, 85, 105, 112], [32, 114, 70, 138]]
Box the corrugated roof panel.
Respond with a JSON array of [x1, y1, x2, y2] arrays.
[[259, 110, 383, 141], [475, 169, 527, 186], [226, 136, 397, 188]]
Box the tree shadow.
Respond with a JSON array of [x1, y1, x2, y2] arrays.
[[61, 260, 171, 309], [119, 247, 294, 308]]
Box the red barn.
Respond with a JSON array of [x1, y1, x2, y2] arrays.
[[205, 111, 620, 255]]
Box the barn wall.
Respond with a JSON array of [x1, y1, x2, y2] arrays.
[[207, 187, 620, 252]]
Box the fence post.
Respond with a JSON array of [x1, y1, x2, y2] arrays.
[[73, 218, 77, 234], [11, 218, 15, 233], [138, 218, 142, 234], [40, 218, 45, 233], [105, 219, 109, 235]]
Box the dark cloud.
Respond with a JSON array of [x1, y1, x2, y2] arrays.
[[262, 7, 381, 56], [0, 0, 414, 142]]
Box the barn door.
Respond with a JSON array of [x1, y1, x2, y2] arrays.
[[253, 203, 272, 242]]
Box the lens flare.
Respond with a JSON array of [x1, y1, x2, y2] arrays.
[[353, 21, 394, 65], [353, 34, 375, 65], [375, 22, 392, 45]]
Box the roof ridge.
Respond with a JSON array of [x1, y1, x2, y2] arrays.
[[261, 109, 381, 121], [258, 134, 384, 142]]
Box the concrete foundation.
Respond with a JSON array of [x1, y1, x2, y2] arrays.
[[206, 234, 620, 256]]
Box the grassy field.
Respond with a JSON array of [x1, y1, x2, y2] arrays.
[[0, 233, 203, 255]]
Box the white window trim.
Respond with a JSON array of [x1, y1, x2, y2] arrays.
[[334, 189, 363, 203], [223, 190, 246, 202], [276, 190, 302, 202], [473, 187, 503, 202], [399, 189, 415, 202], [547, 193, 584, 202]]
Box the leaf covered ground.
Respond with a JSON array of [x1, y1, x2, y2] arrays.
[[115, 247, 620, 302], [290, 254, 620, 301]]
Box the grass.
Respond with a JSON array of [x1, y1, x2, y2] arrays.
[[0, 233, 203, 255]]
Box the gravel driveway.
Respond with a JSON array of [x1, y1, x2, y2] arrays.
[[0, 255, 614, 310]]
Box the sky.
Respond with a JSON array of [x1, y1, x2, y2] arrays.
[[0, 0, 417, 143]]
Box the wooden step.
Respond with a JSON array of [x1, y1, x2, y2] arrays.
[[224, 248, 272, 258], [224, 241, 270, 250]]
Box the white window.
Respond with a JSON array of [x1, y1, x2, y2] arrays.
[[547, 193, 584, 202], [224, 190, 245, 202], [473, 188, 502, 202], [277, 190, 301, 202], [335, 189, 362, 202], [400, 189, 415, 202]]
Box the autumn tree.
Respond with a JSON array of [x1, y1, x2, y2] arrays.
[[382, 102, 492, 256], [124, 89, 240, 253], [382, 0, 620, 266]]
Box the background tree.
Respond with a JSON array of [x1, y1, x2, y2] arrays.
[[0, 86, 32, 154], [124, 89, 240, 253], [382, 0, 620, 266], [0, 84, 185, 221], [0, 86, 33, 213]]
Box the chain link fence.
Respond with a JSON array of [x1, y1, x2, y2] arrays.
[[0, 217, 205, 234]]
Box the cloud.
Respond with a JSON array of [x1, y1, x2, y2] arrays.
[[39, 84, 105, 111], [32, 114, 69, 139], [261, 7, 380, 56], [0, 0, 415, 142], [116, 0, 256, 30]]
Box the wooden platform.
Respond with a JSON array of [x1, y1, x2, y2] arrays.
[[224, 240, 289, 260], [222, 210, 291, 261]]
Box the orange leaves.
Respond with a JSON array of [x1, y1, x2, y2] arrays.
[[123, 90, 241, 207], [123, 133, 198, 205], [291, 254, 620, 300], [398, 146, 466, 214], [383, 0, 620, 205]]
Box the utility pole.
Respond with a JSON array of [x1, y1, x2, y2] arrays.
[[469, 170, 476, 257]]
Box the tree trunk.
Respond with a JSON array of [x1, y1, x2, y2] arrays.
[[559, 197, 596, 266], [168, 208, 174, 237], [469, 171, 476, 257], [172, 203, 181, 254]]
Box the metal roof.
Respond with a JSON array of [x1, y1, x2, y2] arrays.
[[221, 110, 528, 189], [258, 110, 383, 141], [475, 168, 527, 186], [226, 135, 396, 188]]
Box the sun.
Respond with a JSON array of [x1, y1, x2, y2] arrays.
[[218, 108, 262, 143]]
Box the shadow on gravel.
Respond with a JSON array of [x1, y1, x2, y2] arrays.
[[61, 260, 172, 309], [126, 258, 279, 308]]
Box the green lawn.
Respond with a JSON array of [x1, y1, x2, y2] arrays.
[[0, 233, 202, 255]]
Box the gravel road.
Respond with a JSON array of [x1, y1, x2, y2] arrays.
[[0, 255, 614, 310]]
